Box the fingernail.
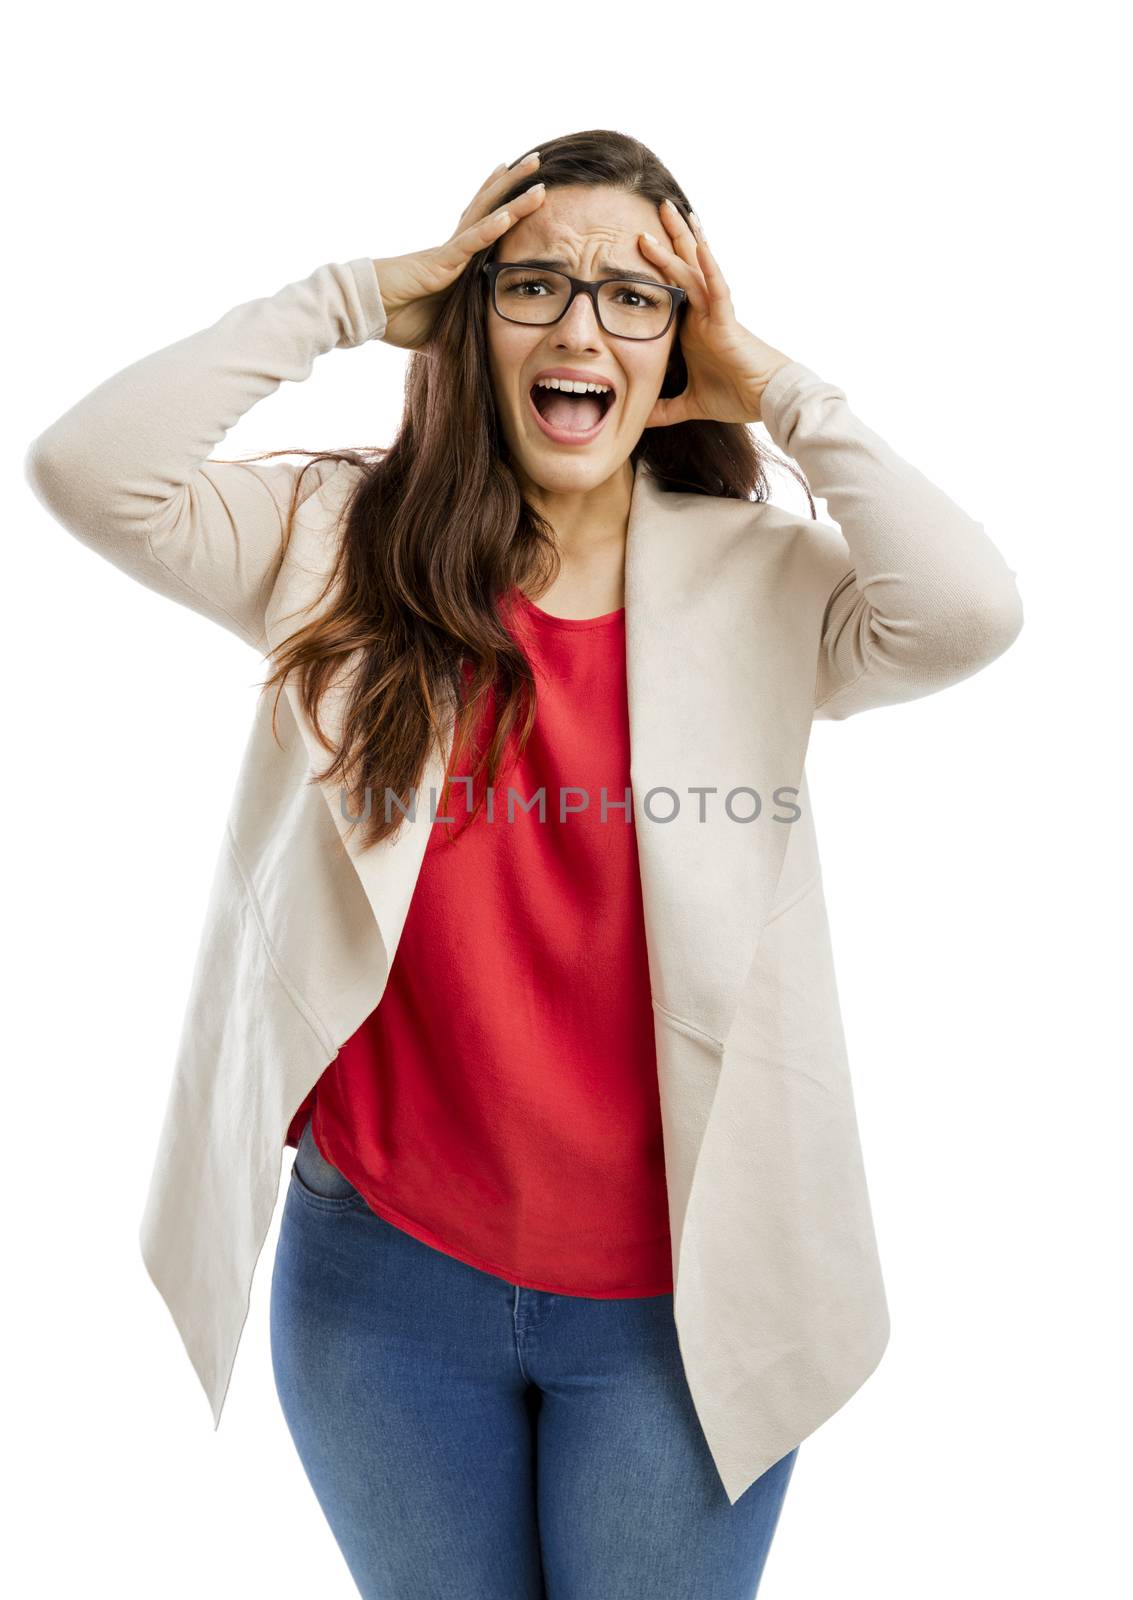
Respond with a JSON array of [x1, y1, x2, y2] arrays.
[[642, 232, 658, 244]]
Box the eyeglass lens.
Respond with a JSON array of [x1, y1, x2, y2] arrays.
[[493, 267, 673, 339]]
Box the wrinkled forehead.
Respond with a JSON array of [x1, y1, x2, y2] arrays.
[[498, 186, 662, 277]]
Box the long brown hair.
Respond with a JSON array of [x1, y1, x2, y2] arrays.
[[216, 128, 816, 851]]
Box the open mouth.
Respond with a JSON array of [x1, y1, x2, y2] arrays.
[[528, 382, 616, 444]]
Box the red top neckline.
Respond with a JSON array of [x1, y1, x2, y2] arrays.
[[508, 585, 625, 631]]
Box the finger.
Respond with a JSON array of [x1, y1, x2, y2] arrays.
[[643, 214, 733, 319], [645, 392, 690, 430], [692, 233, 733, 311], [444, 182, 545, 265], [638, 228, 710, 317], [659, 197, 701, 272], [459, 152, 541, 231], [686, 211, 734, 307], [487, 150, 540, 194], [478, 152, 537, 194]]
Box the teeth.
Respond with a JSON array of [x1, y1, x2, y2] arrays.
[[534, 377, 612, 396]]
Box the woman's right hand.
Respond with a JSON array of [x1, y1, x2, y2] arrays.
[[371, 154, 547, 351]]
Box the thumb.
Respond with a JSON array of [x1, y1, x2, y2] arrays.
[[645, 394, 689, 430]]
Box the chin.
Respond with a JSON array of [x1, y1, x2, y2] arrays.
[[521, 444, 631, 491]]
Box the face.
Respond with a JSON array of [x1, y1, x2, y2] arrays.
[[485, 185, 680, 497]]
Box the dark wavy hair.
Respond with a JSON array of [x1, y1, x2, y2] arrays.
[[215, 128, 816, 850]]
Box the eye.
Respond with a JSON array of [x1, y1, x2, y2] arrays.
[[501, 274, 554, 297], [609, 283, 666, 311]]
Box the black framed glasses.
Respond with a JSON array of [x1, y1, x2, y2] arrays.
[[482, 259, 687, 341]]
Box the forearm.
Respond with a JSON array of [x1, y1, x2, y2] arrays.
[[23, 258, 389, 646], [25, 258, 386, 543], [760, 361, 1024, 716]]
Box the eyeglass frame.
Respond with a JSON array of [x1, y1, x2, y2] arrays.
[[481, 258, 688, 342]]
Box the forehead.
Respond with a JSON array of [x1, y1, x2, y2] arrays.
[[497, 184, 662, 275]]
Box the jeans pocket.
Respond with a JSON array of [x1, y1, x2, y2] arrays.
[[292, 1117, 368, 1208]]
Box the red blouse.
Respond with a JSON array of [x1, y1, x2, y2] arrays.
[[285, 584, 672, 1296]]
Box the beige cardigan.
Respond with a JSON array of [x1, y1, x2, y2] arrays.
[[24, 259, 1024, 1505]]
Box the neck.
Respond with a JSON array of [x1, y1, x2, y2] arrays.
[[521, 457, 634, 562], [517, 458, 636, 616]]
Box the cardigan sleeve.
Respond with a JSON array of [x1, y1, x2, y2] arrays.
[[23, 258, 388, 650], [758, 360, 1024, 720]]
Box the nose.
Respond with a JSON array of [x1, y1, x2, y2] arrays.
[[553, 287, 604, 347]]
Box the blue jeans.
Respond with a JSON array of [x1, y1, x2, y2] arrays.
[[270, 1117, 798, 1598]]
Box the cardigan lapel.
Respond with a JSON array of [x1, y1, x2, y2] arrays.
[[622, 462, 817, 1049], [263, 457, 812, 1057]]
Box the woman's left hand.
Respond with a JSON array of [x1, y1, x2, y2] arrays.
[[640, 201, 794, 429]]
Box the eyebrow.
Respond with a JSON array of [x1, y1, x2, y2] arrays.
[[510, 255, 667, 286]]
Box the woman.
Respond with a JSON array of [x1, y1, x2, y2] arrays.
[[24, 129, 1023, 1597]]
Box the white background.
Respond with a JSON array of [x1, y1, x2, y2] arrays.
[[7, 0, 1129, 1594]]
